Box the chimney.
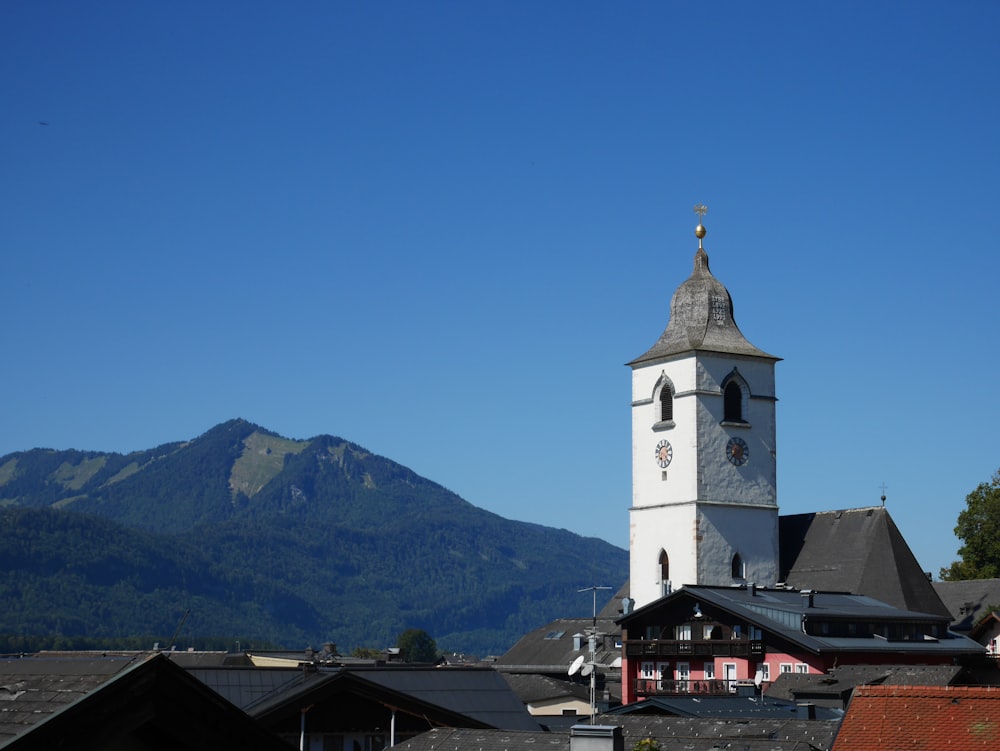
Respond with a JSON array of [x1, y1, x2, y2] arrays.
[[570, 725, 624, 751], [801, 590, 815, 609]]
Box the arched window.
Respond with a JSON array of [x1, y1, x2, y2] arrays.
[[724, 382, 742, 422], [660, 385, 674, 422], [659, 550, 669, 581], [731, 553, 744, 580]]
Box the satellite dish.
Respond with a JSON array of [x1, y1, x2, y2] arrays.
[[568, 655, 585, 676], [580, 663, 594, 678]]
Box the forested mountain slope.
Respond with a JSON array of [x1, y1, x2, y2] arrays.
[[0, 420, 627, 655]]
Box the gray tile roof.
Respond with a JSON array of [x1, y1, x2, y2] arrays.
[[604, 694, 842, 721], [0, 654, 144, 744], [765, 664, 963, 707], [605, 716, 840, 751], [495, 618, 621, 670], [392, 716, 842, 751], [501, 673, 590, 704], [192, 665, 541, 732], [779, 507, 951, 618], [0, 653, 286, 751], [932, 578, 1000, 630], [391, 727, 567, 751]]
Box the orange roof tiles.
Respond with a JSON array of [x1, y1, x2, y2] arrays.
[[833, 684, 1000, 750]]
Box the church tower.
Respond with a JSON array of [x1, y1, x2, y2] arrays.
[[628, 207, 780, 609]]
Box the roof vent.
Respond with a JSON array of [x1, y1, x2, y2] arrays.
[[570, 725, 624, 751]]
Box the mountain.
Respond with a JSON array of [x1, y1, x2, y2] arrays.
[[0, 419, 627, 655]]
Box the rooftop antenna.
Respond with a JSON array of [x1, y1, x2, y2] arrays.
[[577, 586, 611, 723], [879, 482, 888, 506], [168, 608, 191, 651]]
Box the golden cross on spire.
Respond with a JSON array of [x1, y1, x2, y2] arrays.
[[693, 203, 708, 248]]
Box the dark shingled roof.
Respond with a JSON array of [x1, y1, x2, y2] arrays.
[[392, 717, 841, 751], [628, 247, 778, 366], [779, 507, 951, 618], [501, 673, 590, 705], [604, 694, 842, 721], [495, 617, 621, 671], [192, 665, 541, 732], [765, 664, 963, 708], [0, 653, 285, 751], [932, 577, 1000, 630], [619, 585, 983, 658]]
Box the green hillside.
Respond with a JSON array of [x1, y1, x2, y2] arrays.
[[0, 420, 627, 655]]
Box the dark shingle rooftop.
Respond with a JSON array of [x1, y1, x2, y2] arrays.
[[779, 507, 951, 618], [392, 716, 842, 751], [932, 577, 1000, 630]]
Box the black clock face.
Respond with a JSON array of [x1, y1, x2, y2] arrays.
[[655, 439, 673, 468], [726, 436, 749, 466]]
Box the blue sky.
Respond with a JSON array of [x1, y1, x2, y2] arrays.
[[3, 1, 998, 580]]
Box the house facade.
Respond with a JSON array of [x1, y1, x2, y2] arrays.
[[618, 585, 983, 705]]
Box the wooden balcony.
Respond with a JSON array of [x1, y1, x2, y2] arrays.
[[633, 678, 766, 698], [624, 639, 764, 660]]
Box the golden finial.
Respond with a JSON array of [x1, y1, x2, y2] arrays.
[[693, 203, 708, 248]]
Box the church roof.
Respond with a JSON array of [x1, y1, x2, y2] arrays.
[[629, 247, 778, 366], [779, 507, 951, 619]]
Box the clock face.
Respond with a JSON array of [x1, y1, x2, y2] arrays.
[[655, 439, 673, 468], [726, 436, 749, 466]]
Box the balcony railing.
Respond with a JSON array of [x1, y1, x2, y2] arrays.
[[624, 639, 764, 659], [633, 678, 767, 697]]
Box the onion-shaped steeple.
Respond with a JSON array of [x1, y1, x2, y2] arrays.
[[629, 216, 777, 365]]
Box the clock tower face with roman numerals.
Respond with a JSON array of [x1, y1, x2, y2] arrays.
[[626, 217, 780, 609]]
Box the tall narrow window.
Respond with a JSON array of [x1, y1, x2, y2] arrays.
[[659, 550, 669, 582], [731, 553, 744, 580], [660, 385, 673, 422], [724, 382, 742, 422]]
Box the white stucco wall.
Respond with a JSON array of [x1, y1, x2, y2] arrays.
[[629, 350, 779, 609]]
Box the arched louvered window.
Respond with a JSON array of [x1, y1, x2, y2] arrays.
[[731, 553, 745, 580], [660, 386, 673, 422], [724, 382, 743, 422]]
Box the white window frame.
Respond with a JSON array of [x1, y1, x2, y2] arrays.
[[795, 663, 809, 674], [703, 661, 715, 680], [779, 663, 793, 674]]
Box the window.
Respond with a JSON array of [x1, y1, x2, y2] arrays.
[[757, 663, 770, 682], [676, 624, 692, 641], [724, 382, 742, 422], [660, 385, 673, 422], [659, 550, 669, 583], [748, 625, 763, 641], [704, 661, 715, 680], [780, 663, 793, 674], [676, 661, 690, 691], [731, 553, 745, 579], [795, 663, 809, 674]]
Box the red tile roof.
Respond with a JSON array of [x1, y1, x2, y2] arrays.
[[833, 685, 1000, 750]]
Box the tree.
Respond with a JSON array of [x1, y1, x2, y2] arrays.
[[940, 469, 1000, 581], [631, 739, 660, 751], [396, 628, 437, 663]]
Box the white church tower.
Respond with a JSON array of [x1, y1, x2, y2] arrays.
[[628, 206, 780, 609]]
